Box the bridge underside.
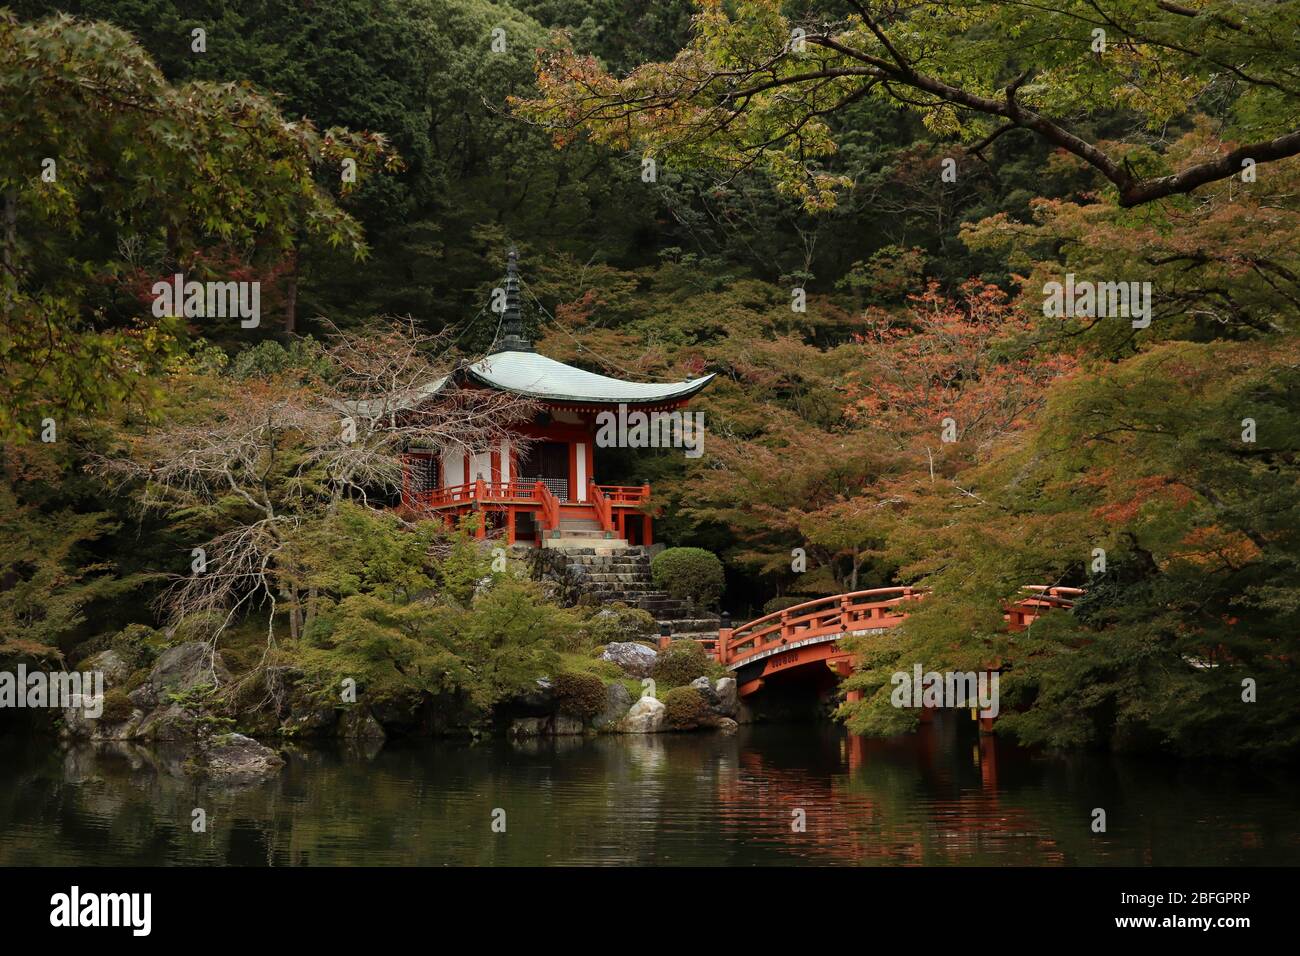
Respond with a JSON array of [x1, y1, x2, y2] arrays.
[[731, 630, 887, 697]]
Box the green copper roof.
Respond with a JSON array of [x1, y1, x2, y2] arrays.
[[464, 350, 713, 404]]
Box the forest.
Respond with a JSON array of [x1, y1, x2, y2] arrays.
[[2, 0, 1298, 760]]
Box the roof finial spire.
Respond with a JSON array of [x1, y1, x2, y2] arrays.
[[493, 245, 533, 353]]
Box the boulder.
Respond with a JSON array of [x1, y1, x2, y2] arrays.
[[281, 703, 337, 737], [715, 717, 739, 736], [509, 717, 549, 738], [61, 699, 142, 742], [516, 677, 556, 711], [592, 681, 633, 732], [552, 715, 585, 735], [691, 676, 720, 706], [337, 707, 386, 739], [128, 642, 230, 710], [619, 695, 666, 734], [713, 677, 739, 717], [195, 733, 285, 782], [134, 702, 193, 740], [82, 649, 132, 688], [600, 642, 658, 678]]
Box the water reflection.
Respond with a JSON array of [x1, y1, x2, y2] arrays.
[[0, 720, 1295, 866]]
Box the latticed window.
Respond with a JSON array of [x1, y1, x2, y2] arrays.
[[406, 453, 438, 497]]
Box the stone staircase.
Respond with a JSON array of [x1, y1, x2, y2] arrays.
[[552, 546, 720, 639], [542, 516, 628, 551]]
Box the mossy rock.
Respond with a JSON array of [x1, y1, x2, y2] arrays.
[[662, 686, 709, 729], [553, 672, 606, 721], [653, 640, 720, 688]]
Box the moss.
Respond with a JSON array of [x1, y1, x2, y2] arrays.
[[99, 689, 135, 723], [553, 672, 606, 720], [662, 686, 709, 729], [652, 640, 717, 688], [582, 603, 657, 645]]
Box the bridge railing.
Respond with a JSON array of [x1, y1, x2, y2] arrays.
[[1004, 585, 1085, 630], [718, 587, 925, 667], [718, 585, 1085, 667]]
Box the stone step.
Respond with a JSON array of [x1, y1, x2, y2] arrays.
[[542, 538, 629, 552], [659, 619, 722, 632], [567, 556, 649, 566]]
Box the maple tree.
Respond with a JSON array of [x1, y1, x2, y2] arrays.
[[515, 0, 1300, 210]]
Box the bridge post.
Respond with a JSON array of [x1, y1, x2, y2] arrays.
[[717, 612, 732, 665], [658, 622, 671, 651]]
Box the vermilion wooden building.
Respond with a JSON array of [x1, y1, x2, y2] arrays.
[[399, 251, 713, 548]]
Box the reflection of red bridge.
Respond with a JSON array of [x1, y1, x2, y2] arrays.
[[683, 586, 1083, 699]]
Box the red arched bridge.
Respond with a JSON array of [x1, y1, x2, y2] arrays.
[[668, 586, 1083, 699]]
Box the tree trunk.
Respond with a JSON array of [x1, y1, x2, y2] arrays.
[[283, 247, 299, 334], [2, 189, 16, 318]]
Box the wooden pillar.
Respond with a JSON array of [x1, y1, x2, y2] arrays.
[[644, 513, 653, 546], [567, 441, 578, 502], [506, 507, 516, 546]]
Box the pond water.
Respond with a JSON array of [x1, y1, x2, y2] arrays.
[[1, 719, 1296, 866]]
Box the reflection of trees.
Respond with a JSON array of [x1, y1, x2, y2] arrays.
[[0, 730, 1294, 865]]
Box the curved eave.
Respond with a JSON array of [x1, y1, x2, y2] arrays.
[[461, 351, 715, 405], [464, 369, 715, 404]]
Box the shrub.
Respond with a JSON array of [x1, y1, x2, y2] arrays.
[[553, 672, 606, 720], [653, 639, 712, 688], [99, 689, 135, 723], [651, 547, 724, 607], [583, 603, 656, 645], [662, 686, 709, 729]]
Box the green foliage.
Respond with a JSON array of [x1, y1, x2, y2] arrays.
[[553, 671, 605, 720], [652, 639, 713, 689], [0, 9, 396, 437], [662, 685, 708, 728], [651, 547, 724, 608], [583, 603, 656, 645], [291, 507, 578, 713], [108, 624, 169, 671], [0, 485, 150, 666], [762, 595, 808, 616], [99, 689, 134, 723], [6, 2, 1297, 761]]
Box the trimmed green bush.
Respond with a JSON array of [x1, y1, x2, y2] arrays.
[[651, 547, 724, 608], [553, 672, 606, 720], [662, 686, 709, 729], [652, 639, 712, 688]]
